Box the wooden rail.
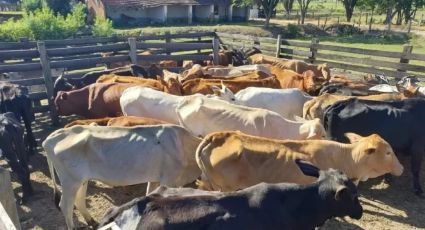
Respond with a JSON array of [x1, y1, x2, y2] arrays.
[[0, 167, 21, 230], [217, 32, 425, 79], [0, 32, 217, 124]]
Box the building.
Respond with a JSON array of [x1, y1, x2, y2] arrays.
[[87, 0, 249, 26]]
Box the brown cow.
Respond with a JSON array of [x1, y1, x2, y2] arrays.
[[271, 67, 323, 95], [181, 69, 271, 84], [206, 51, 233, 66], [196, 131, 403, 192], [96, 75, 183, 95], [302, 93, 406, 121], [182, 75, 281, 95], [55, 83, 138, 118], [64, 116, 167, 128]]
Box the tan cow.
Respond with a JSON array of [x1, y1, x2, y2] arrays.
[[303, 93, 406, 120], [196, 131, 403, 192], [182, 75, 281, 95], [64, 116, 167, 128], [96, 75, 183, 95], [249, 54, 331, 81]]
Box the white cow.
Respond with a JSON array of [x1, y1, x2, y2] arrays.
[[42, 124, 201, 229], [204, 64, 272, 77], [120, 86, 222, 124], [176, 96, 326, 140], [212, 86, 314, 120]]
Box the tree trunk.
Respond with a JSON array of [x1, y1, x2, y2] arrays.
[[264, 8, 273, 28], [343, 0, 356, 22], [369, 9, 374, 32], [301, 9, 306, 24]]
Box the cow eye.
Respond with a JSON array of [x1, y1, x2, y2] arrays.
[[386, 152, 391, 155]]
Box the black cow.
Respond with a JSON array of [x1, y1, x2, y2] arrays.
[[319, 83, 371, 96], [0, 83, 36, 156], [53, 64, 149, 97], [0, 112, 33, 203], [324, 98, 425, 195], [98, 160, 362, 230]]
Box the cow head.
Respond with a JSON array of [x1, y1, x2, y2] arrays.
[[53, 75, 75, 97], [299, 118, 326, 140], [162, 78, 183, 96], [346, 133, 403, 180], [210, 83, 235, 102], [303, 70, 322, 95], [318, 63, 331, 81], [54, 91, 76, 116], [295, 159, 363, 220]]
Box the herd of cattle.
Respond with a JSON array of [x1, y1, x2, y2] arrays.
[[1, 50, 425, 230]]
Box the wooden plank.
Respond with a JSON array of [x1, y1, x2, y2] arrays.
[[0, 62, 42, 72], [0, 49, 39, 60], [128, 38, 138, 65], [33, 105, 50, 113], [168, 32, 215, 39], [37, 42, 59, 125], [315, 44, 402, 59], [280, 48, 312, 58], [0, 203, 17, 230], [9, 78, 45, 86], [29, 91, 47, 100], [44, 36, 127, 47], [47, 43, 129, 57], [50, 55, 129, 69], [0, 168, 20, 230], [316, 53, 425, 72], [216, 32, 276, 44], [0, 41, 37, 50], [137, 54, 211, 61], [406, 52, 425, 61], [281, 40, 311, 48], [275, 35, 282, 58], [136, 42, 212, 50], [213, 38, 219, 65]]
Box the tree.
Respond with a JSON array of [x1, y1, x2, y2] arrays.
[[260, 0, 280, 27], [341, 0, 358, 22], [43, 0, 72, 15], [282, 0, 295, 15], [358, 0, 378, 31], [297, 0, 313, 24]]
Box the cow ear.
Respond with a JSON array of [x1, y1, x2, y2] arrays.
[[295, 159, 320, 178], [335, 185, 348, 201], [210, 86, 222, 96], [344, 133, 364, 143], [60, 93, 68, 100]]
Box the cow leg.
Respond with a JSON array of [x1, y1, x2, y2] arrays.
[[22, 115, 36, 156], [74, 181, 96, 227], [410, 143, 424, 195], [146, 182, 160, 195], [59, 180, 80, 230]]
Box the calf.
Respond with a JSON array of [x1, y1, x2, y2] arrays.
[[213, 86, 313, 120], [324, 98, 425, 194], [196, 131, 403, 192], [42, 124, 202, 229], [270, 67, 324, 95], [98, 160, 363, 230], [0, 112, 33, 203], [0, 82, 36, 155], [176, 96, 326, 139]]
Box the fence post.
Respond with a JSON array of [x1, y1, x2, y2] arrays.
[[165, 32, 171, 55], [275, 34, 282, 58], [128, 37, 138, 65], [317, 16, 320, 26], [309, 38, 319, 64], [396, 45, 413, 79], [197, 36, 202, 54], [212, 38, 220, 65], [37, 41, 59, 126], [0, 167, 21, 230]]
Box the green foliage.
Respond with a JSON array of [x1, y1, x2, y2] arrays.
[[21, 0, 43, 12], [92, 17, 114, 37], [232, 0, 254, 7], [0, 4, 87, 41], [286, 23, 301, 38]]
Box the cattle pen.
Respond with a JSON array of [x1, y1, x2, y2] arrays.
[[1, 31, 425, 230]]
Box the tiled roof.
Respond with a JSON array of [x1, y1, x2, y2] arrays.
[[102, 0, 231, 8]]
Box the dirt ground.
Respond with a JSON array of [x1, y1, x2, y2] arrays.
[[1, 112, 425, 230]]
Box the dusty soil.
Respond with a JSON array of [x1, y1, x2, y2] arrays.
[[2, 113, 425, 230]]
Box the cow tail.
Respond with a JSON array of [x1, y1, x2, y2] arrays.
[[195, 135, 215, 191]]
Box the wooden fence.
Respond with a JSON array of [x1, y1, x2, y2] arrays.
[[218, 32, 425, 80], [0, 32, 217, 125], [0, 167, 20, 230]]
